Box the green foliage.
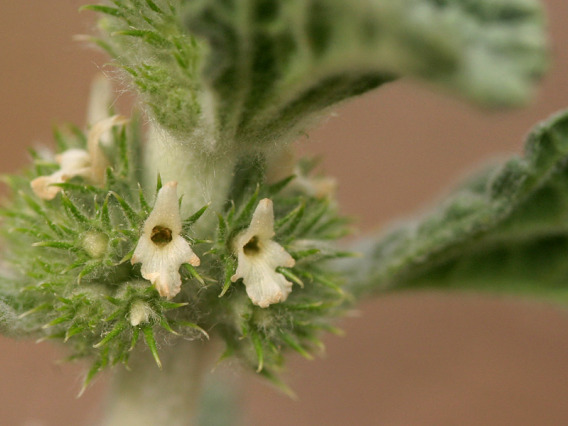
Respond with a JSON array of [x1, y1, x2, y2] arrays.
[[89, 0, 547, 153], [0, 120, 208, 387], [0, 116, 353, 389], [84, 0, 203, 138], [207, 157, 353, 381], [0, 0, 555, 399], [348, 110, 568, 303], [184, 0, 546, 149]]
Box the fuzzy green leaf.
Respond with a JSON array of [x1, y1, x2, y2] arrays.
[[174, 320, 210, 339], [110, 191, 141, 227], [32, 241, 76, 251], [182, 0, 547, 149], [95, 0, 546, 153], [218, 258, 235, 298], [347, 110, 568, 303], [79, 359, 104, 397], [130, 326, 140, 351], [61, 194, 90, 226], [279, 332, 313, 360], [250, 332, 264, 372], [183, 263, 205, 286], [91, 0, 202, 138], [276, 267, 304, 288]]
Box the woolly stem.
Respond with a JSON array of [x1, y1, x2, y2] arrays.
[[143, 124, 236, 234], [102, 340, 213, 426]]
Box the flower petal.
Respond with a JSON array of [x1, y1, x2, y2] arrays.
[[133, 235, 199, 299], [30, 149, 90, 200], [246, 198, 275, 240], [129, 300, 156, 326], [132, 181, 200, 299], [231, 198, 296, 308], [143, 181, 183, 235], [87, 115, 128, 184], [239, 261, 293, 308], [57, 148, 91, 172], [30, 173, 66, 200]]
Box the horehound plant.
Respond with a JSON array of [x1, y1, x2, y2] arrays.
[[2, 0, 567, 424]]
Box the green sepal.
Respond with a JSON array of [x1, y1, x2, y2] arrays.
[[183, 264, 205, 286], [93, 321, 129, 348], [258, 369, 297, 400], [32, 241, 77, 251], [112, 29, 172, 48], [172, 320, 210, 340], [182, 203, 210, 232], [79, 356, 106, 397], [110, 191, 141, 227], [276, 201, 305, 237], [219, 257, 236, 298], [276, 267, 304, 288], [142, 326, 162, 369]]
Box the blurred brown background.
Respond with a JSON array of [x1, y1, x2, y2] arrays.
[[1, 1, 568, 425]]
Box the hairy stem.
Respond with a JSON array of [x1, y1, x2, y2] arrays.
[[143, 124, 236, 233], [102, 340, 213, 426]]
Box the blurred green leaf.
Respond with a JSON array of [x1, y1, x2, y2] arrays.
[[347, 110, 568, 303], [94, 0, 547, 151], [184, 0, 546, 149]]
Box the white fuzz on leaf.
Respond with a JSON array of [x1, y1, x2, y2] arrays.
[[30, 115, 127, 200], [231, 198, 296, 308], [132, 181, 200, 299]]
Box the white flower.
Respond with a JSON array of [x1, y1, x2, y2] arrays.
[[31, 115, 127, 200], [131, 181, 200, 299], [231, 198, 296, 308]]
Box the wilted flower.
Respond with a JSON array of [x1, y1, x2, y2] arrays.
[[30, 115, 127, 200], [231, 198, 296, 308]]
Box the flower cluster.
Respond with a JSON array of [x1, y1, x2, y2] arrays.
[[129, 181, 299, 308], [0, 90, 353, 390]]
